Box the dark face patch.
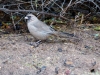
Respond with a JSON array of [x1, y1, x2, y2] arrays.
[[27, 16, 31, 20]]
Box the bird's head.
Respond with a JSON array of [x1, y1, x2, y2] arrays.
[[24, 14, 38, 22]]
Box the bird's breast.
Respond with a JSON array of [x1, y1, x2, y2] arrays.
[[27, 24, 49, 40]]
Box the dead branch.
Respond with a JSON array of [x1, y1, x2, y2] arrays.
[[0, 8, 69, 21]]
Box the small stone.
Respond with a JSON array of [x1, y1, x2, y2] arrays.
[[84, 45, 91, 49], [90, 69, 95, 73], [58, 48, 62, 52], [41, 66, 46, 71], [94, 36, 100, 40], [2, 60, 8, 64], [25, 74, 29, 75], [91, 61, 96, 66], [64, 60, 74, 67], [55, 67, 60, 74], [36, 70, 41, 74], [36, 66, 46, 74], [65, 69, 70, 75], [29, 42, 34, 46]]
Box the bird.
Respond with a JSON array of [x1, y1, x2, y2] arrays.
[[24, 13, 78, 46]]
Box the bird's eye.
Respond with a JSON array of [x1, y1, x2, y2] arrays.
[[27, 16, 31, 19]]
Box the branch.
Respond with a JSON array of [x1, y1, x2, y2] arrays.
[[0, 8, 69, 21]]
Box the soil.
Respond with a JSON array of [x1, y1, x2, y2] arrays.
[[0, 29, 100, 75]]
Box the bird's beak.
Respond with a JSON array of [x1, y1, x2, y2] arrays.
[[24, 16, 31, 22], [24, 16, 29, 20], [24, 16, 28, 22]]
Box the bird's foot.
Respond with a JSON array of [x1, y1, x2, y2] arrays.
[[29, 40, 42, 47]]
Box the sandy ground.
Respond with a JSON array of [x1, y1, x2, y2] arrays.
[[0, 29, 100, 75]]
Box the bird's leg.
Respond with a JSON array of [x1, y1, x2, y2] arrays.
[[35, 40, 42, 46], [30, 40, 42, 47]]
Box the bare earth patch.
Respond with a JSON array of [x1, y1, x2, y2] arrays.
[[0, 30, 100, 75]]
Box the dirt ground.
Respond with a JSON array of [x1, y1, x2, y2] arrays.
[[0, 29, 100, 75]]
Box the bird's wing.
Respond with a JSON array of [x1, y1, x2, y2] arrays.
[[33, 20, 55, 33]]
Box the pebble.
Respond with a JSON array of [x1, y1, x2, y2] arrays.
[[58, 48, 62, 52], [65, 69, 70, 75], [25, 74, 29, 75], [84, 45, 91, 49], [36, 66, 46, 74], [41, 66, 46, 71], [64, 60, 74, 67], [55, 67, 60, 74]]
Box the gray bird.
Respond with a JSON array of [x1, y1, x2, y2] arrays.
[[25, 14, 77, 45]]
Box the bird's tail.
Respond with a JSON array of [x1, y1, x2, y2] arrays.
[[49, 31, 81, 43], [58, 31, 81, 43], [58, 31, 77, 38]]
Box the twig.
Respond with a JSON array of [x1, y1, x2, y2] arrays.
[[0, 8, 69, 21], [11, 13, 16, 30], [30, 0, 34, 10], [80, 14, 84, 24], [65, 0, 73, 11]]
